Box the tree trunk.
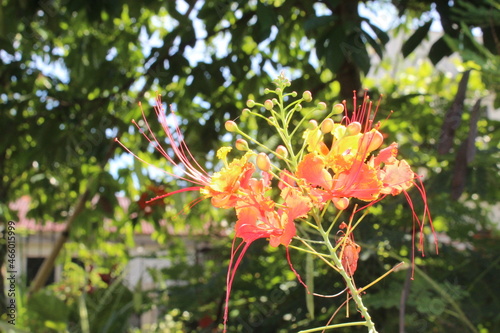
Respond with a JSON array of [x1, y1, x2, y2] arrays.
[[334, 0, 362, 101]]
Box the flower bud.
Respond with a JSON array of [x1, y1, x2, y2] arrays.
[[346, 121, 361, 135], [235, 139, 249, 151], [317, 102, 327, 111], [246, 99, 255, 108], [276, 145, 288, 159], [264, 99, 274, 110], [302, 90, 312, 102], [256, 152, 271, 172], [333, 197, 349, 210], [290, 91, 297, 97], [321, 118, 334, 133], [332, 103, 344, 115], [308, 119, 318, 130], [225, 120, 238, 132], [365, 130, 384, 152]]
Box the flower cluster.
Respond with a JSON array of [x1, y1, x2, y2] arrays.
[[116, 74, 435, 332]]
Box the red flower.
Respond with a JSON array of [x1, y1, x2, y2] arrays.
[[223, 174, 312, 332], [295, 91, 437, 271]]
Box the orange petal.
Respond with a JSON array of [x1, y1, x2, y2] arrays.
[[379, 159, 414, 195], [297, 153, 332, 189], [332, 162, 382, 201], [374, 142, 399, 165], [281, 187, 312, 221]]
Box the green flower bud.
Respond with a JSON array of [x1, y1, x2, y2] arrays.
[[308, 119, 318, 130], [264, 99, 274, 110], [317, 102, 327, 111], [302, 90, 312, 102], [246, 100, 255, 108], [332, 103, 344, 115]]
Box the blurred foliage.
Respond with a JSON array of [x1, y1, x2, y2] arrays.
[[1, 0, 499, 332]]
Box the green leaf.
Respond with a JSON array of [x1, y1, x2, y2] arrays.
[[429, 35, 453, 65], [28, 289, 70, 323], [306, 253, 315, 319], [325, 25, 347, 73], [304, 15, 336, 32], [352, 47, 371, 74], [255, 2, 277, 42], [402, 20, 433, 58], [362, 30, 384, 59], [366, 21, 390, 45]]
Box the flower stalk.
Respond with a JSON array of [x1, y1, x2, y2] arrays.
[[316, 211, 377, 332]]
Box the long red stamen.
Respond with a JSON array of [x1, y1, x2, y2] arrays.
[[153, 97, 210, 181], [286, 247, 312, 293], [411, 175, 438, 252], [144, 96, 210, 184], [114, 137, 207, 186], [224, 239, 252, 332], [145, 186, 204, 204]]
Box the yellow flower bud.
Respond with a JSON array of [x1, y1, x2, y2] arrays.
[[276, 145, 288, 159], [235, 139, 249, 151], [225, 120, 238, 132], [364, 130, 384, 152], [256, 152, 271, 171], [346, 121, 361, 135], [333, 197, 349, 210], [321, 118, 334, 133]]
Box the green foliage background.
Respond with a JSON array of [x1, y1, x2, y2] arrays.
[[1, 0, 499, 332]]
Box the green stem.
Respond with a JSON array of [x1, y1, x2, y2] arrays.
[[299, 321, 369, 332], [314, 211, 378, 333]]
